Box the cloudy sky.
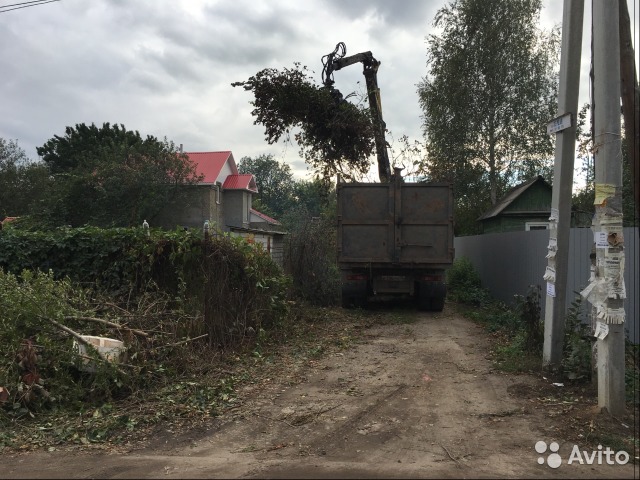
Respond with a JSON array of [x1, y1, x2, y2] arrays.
[[1, 0, 637, 180]]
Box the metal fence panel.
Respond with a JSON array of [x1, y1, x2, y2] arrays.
[[454, 227, 638, 343]]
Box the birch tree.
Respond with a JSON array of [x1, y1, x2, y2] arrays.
[[419, 0, 559, 215]]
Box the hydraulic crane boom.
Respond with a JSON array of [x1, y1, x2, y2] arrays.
[[322, 42, 392, 183]]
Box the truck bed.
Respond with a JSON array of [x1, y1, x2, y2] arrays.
[[337, 178, 454, 268]]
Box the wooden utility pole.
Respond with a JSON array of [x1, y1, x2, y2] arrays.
[[542, 0, 584, 370], [590, 0, 626, 416]]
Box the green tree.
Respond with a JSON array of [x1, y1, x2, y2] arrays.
[[238, 154, 295, 218], [0, 138, 50, 220], [418, 0, 559, 233], [291, 178, 335, 220], [34, 123, 201, 227], [573, 103, 637, 227]]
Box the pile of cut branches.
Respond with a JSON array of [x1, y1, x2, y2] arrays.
[[232, 63, 374, 179]]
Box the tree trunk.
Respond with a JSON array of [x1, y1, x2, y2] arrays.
[[619, 0, 640, 223], [489, 135, 498, 205]]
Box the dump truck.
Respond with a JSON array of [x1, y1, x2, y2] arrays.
[[337, 169, 454, 310], [322, 42, 454, 310]]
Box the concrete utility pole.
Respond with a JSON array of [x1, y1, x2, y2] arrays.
[[542, 0, 584, 370], [590, 0, 626, 417]]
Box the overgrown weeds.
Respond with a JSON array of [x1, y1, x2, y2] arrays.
[[446, 257, 491, 306], [0, 298, 367, 452], [562, 294, 593, 381], [450, 260, 640, 410], [448, 258, 543, 372], [0, 227, 294, 451], [283, 210, 340, 306]]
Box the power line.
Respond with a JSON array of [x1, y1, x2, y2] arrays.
[[0, 0, 60, 13]]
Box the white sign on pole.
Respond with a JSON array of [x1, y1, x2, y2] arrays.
[[547, 112, 573, 134]]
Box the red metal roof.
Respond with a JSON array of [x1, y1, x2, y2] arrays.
[[250, 209, 281, 225], [223, 174, 258, 193], [186, 151, 237, 184]]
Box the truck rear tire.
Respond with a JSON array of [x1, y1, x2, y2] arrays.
[[342, 294, 367, 309], [416, 280, 446, 312], [417, 295, 431, 311], [341, 287, 367, 309], [430, 296, 445, 312]]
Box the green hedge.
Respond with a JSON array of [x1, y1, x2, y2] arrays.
[[0, 227, 202, 295], [0, 226, 290, 342], [0, 227, 290, 434]]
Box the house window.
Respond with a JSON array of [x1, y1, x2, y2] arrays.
[[526, 222, 549, 231], [243, 193, 249, 223]]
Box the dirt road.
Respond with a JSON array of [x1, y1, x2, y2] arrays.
[[3, 307, 638, 479]]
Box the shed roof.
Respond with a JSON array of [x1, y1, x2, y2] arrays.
[[223, 174, 258, 193], [250, 208, 281, 225], [477, 175, 551, 221], [187, 151, 237, 184]]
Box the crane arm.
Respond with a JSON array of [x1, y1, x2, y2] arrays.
[[322, 43, 391, 183]]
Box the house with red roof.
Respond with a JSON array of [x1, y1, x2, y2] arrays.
[[155, 151, 285, 265]]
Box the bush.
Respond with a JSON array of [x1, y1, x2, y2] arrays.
[[446, 257, 491, 306], [562, 295, 592, 381], [0, 270, 122, 417], [0, 232, 291, 422], [283, 208, 340, 306], [515, 285, 543, 353], [202, 235, 290, 347]]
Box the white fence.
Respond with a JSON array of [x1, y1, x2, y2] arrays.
[[454, 227, 639, 343]]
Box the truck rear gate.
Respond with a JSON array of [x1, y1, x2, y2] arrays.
[[337, 173, 454, 310]]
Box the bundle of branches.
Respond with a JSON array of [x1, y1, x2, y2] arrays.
[[232, 63, 375, 179]]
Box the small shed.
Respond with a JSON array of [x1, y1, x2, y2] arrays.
[[477, 176, 552, 233]]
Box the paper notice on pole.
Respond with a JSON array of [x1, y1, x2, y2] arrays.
[[546, 237, 557, 258], [549, 208, 559, 222], [594, 321, 609, 340], [580, 280, 598, 301], [594, 184, 616, 206], [604, 251, 626, 299], [543, 266, 556, 282], [608, 280, 626, 300], [598, 217, 625, 246], [597, 306, 626, 324], [594, 231, 609, 248], [546, 282, 556, 297], [580, 279, 609, 306], [604, 252, 623, 277]]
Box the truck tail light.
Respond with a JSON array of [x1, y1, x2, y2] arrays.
[[422, 275, 442, 282], [347, 274, 368, 281]]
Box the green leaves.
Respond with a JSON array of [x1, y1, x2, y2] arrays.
[[232, 63, 375, 180], [32, 123, 202, 228], [0, 227, 291, 449], [238, 154, 294, 218], [419, 0, 559, 233]]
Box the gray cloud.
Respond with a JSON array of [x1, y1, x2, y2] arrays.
[[1, 0, 622, 180], [322, 0, 441, 28]]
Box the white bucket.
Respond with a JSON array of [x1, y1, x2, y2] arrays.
[[74, 335, 125, 372]]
